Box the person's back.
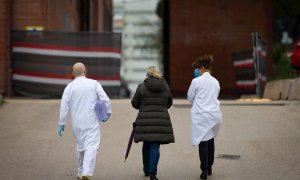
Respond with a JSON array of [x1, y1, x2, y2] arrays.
[[132, 76, 174, 144], [137, 77, 171, 112], [187, 55, 222, 180], [58, 62, 111, 180], [67, 77, 99, 130], [191, 72, 220, 114], [131, 66, 174, 180]]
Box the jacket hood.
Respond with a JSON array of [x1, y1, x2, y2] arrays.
[[144, 77, 167, 93]]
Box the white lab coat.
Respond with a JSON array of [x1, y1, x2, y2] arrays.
[[59, 76, 111, 151], [187, 72, 222, 146]]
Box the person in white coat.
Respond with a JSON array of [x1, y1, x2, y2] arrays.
[[58, 62, 111, 180], [187, 55, 222, 180]]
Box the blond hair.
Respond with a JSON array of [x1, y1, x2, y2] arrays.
[[147, 66, 162, 79]]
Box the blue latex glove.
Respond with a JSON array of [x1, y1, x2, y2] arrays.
[[58, 125, 65, 137], [103, 113, 111, 122]]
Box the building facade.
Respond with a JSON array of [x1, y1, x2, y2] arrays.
[[121, 0, 163, 96], [0, 0, 112, 96], [167, 0, 273, 98]]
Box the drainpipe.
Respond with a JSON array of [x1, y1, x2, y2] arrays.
[[5, 0, 13, 96]]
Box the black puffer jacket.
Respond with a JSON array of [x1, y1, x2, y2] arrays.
[[131, 77, 175, 144]]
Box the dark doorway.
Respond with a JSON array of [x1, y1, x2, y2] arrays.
[[79, 0, 90, 31]]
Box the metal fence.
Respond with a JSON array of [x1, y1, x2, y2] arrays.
[[252, 32, 267, 97], [232, 32, 267, 97], [12, 31, 122, 98]]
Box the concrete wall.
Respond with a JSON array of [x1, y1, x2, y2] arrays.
[[168, 0, 273, 97], [263, 78, 300, 100]]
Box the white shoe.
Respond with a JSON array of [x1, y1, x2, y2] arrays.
[[82, 174, 92, 180], [77, 174, 82, 180]]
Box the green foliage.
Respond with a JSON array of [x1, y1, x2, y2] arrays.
[[273, 0, 300, 42], [0, 96, 4, 106], [272, 43, 299, 79], [156, 0, 163, 19], [274, 0, 300, 18]]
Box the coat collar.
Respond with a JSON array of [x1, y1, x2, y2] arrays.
[[202, 72, 210, 77], [75, 76, 85, 80]]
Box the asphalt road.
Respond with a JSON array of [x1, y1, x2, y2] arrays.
[[0, 99, 299, 180]]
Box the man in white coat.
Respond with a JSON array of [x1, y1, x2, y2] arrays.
[[58, 62, 111, 180], [187, 55, 222, 180]]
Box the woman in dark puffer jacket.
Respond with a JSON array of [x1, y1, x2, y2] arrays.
[[131, 66, 175, 180]]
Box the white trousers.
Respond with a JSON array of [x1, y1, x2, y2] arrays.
[[76, 149, 98, 176]]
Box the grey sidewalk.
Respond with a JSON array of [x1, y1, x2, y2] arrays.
[[0, 99, 299, 180]]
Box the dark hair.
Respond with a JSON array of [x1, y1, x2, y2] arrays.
[[192, 55, 214, 70]]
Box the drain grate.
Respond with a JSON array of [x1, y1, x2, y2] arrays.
[[216, 154, 240, 160]]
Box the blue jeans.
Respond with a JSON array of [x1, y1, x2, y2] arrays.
[[143, 142, 160, 175]]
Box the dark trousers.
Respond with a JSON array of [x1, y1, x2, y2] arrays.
[[143, 142, 160, 175], [199, 138, 215, 171]]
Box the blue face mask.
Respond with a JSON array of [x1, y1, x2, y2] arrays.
[[194, 69, 200, 77]]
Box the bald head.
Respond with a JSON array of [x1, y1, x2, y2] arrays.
[[73, 62, 86, 77]]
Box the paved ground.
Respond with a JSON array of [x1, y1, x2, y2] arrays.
[[0, 99, 299, 180]]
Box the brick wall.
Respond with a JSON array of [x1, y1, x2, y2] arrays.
[[46, 0, 80, 31], [168, 0, 273, 98], [0, 0, 112, 96], [13, 0, 46, 30], [0, 0, 46, 95], [0, 0, 80, 95], [0, 0, 8, 95]]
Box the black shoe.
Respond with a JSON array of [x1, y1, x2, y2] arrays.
[[144, 172, 149, 177], [150, 175, 158, 180], [208, 167, 212, 175], [200, 170, 208, 179]]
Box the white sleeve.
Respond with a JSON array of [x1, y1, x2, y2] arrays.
[[187, 79, 197, 103], [59, 85, 70, 125], [96, 81, 112, 114]]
